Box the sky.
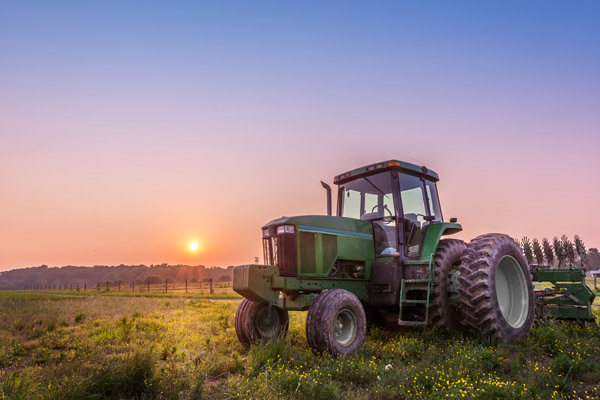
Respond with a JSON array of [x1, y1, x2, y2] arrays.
[[1, 1, 599, 271]]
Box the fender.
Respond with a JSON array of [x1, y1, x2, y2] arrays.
[[420, 222, 463, 260]]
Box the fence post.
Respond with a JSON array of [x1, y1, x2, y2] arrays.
[[185, 279, 188, 294], [147, 281, 150, 293], [118, 281, 121, 291], [132, 281, 134, 292], [209, 278, 213, 294], [165, 281, 168, 293], [84, 283, 86, 291]]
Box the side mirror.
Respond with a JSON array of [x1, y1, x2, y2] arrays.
[[449, 217, 458, 223], [423, 215, 435, 222]]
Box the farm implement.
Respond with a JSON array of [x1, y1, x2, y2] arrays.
[[233, 160, 596, 355]]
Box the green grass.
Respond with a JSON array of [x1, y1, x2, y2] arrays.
[[0, 290, 599, 399]]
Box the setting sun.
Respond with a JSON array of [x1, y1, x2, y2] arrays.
[[189, 241, 199, 252]]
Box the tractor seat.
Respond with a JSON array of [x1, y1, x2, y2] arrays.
[[361, 212, 382, 221]]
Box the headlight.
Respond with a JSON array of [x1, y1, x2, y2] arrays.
[[276, 225, 295, 234], [262, 228, 270, 238]]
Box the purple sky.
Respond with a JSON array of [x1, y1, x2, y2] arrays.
[[1, 1, 599, 270]]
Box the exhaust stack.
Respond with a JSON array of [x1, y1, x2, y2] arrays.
[[321, 181, 332, 216]]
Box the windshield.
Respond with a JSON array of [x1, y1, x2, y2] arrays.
[[339, 171, 395, 220], [339, 171, 398, 256]]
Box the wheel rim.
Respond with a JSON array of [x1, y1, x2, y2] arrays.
[[334, 309, 356, 346], [256, 306, 280, 338], [495, 255, 529, 328]]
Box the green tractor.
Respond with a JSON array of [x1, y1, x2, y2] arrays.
[[233, 160, 595, 355]]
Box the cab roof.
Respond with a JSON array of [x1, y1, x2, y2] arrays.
[[334, 159, 440, 184]]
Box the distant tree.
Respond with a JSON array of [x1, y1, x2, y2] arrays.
[[165, 277, 174, 284], [553, 236, 565, 269], [587, 248, 600, 271], [190, 276, 199, 283], [531, 239, 544, 266], [573, 235, 586, 269], [144, 275, 163, 284], [134, 278, 144, 284], [521, 237, 533, 265], [542, 238, 554, 268], [218, 275, 232, 283], [561, 235, 576, 268]]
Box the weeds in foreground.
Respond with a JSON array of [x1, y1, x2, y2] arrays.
[[0, 291, 598, 399]]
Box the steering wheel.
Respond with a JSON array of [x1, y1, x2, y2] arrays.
[[371, 204, 394, 223]]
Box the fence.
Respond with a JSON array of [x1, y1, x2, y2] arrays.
[[0, 279, 232, 294]]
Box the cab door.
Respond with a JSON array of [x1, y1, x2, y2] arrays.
[[366, 171, 403, 306], [397, 173, 441, 259]]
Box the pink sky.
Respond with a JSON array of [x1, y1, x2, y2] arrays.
[[1, 2, 599, 271]]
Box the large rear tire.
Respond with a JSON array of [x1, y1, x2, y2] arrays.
[[429, 239, 467, 331], [458, 234, 535, 343], [306, 289, 366, 356], [235, 299, 289, 346]]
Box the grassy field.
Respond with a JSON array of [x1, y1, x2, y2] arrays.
[[0, 287, 599, 400]]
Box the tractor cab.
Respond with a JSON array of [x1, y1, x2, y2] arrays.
[[334, 160, 444, 259]]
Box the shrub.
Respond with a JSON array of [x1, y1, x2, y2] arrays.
[[72, 350, 157, 399], [74, 312, 86, 323]]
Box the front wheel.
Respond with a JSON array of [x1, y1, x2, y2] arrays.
[[306, 289, 366, 356], [235, 299, 289, 346]]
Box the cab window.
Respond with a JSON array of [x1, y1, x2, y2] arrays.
[[339, 172, 398, 256]]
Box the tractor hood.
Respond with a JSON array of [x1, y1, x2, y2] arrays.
[[261, 215, 375, 279], [262, 215, 373, 238]]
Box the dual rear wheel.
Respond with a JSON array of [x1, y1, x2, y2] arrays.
[[458, 233, 535, 342], [432, 234, 535, 342]]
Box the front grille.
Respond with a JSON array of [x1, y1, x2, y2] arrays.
[[262, 237, 278, 266], [263, 233, 297, 276], [278, 233, 297, 276]]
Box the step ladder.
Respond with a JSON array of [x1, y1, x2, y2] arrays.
[[398, 255, 434, 326]]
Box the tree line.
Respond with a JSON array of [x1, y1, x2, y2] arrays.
[[0, 264, 234, 289], [520, 234, 600, 271]]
